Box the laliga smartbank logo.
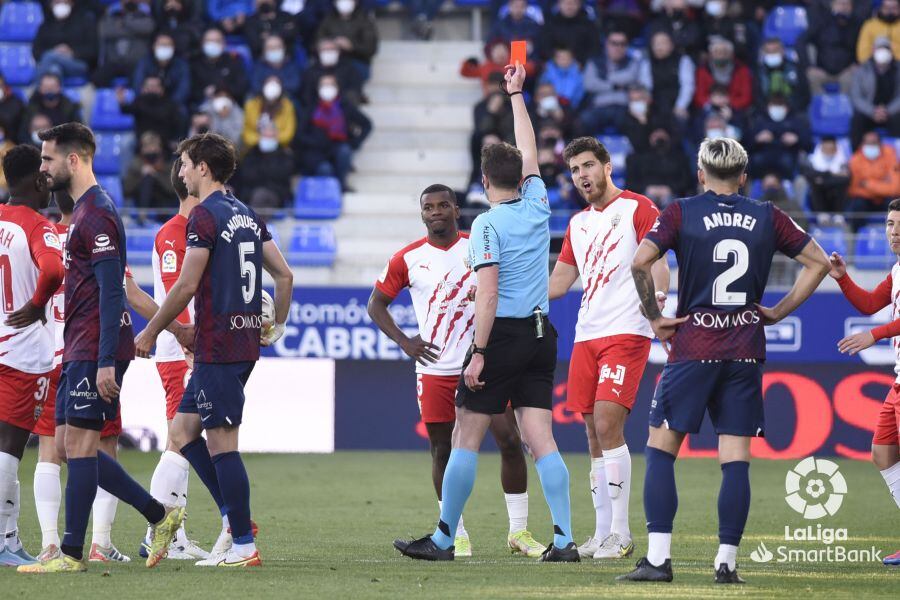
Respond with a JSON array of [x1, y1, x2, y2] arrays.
[[749, 457, 881, 564]]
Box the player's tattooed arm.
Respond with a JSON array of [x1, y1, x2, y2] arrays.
[[632, 240, 663, 321]]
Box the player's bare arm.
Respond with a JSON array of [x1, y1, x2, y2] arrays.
[[506, 62, 539, 178], [464, 265, 498, 391], [367, 288, 439, 365], [124, 275, 193, 344], [632, 239, 687, 342], [260, 239, 293, 346], [4, 253, 63, 328], [135, 247, 210, 357], [548, 261, 579, 300], [756, 239, 830, 325]]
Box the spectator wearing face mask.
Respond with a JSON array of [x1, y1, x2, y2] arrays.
[[316, 0, 379, 81], [538, 46, 584, 109], [301, 37, 362, 107], [701, 0, 756, 62], [746, 94, 811, 179], [648, 30, 694, 122], [849, 36, 900, 148], [531, 82, 574, 138], [118, 75, 185, 148], [0, 125, 15, 201], [802, 0, 861, 93], [701, 113, 740, 146], [846, 131, 900, 230], [488, 0, 543, 56], [153, 0, 205, 60], [0, 75, 25, 138], [190, 27, 250, 107], [243, 75, 297, 151], [123, 130, 176, 218], [251, 35, 302, 100], [25, 114, 52, 149], [620, 85, 676, 153], [690, 82, 746, 143], [537, 144, 573, 205], [857, 0, 900, 63], [207, 0, 254, 34], [693, 36, 752, 111], [187, 110, 212, 137], [758, 173, 807, 228], [244, 0, 298, 58], [294, 74, 372, 192], [133, 33, 192, 106], [19, 74, 81, 143], [93, 0, 157, 87], [755, 37, 809, 111], [625, 127, 692, 209], [236, 122, 294, 209], [200, 88, 245, 149], [802, 136, 850, 217], [33, 0, 98, 80]]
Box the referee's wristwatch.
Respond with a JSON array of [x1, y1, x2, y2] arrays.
[[471, 345, 487, 356]]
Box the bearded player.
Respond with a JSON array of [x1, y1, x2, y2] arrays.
[[548, 137, 669, 560], [368, 184, 544, 558], [826, 198, 900, 566]]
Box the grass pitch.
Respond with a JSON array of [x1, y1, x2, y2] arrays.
[[0, 451, 897, 598]]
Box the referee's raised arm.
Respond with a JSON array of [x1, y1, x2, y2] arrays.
[[505, 62, 539, 178]]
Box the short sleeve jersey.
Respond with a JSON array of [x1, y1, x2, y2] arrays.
[[375, 234, 475, 375], [0, 204, 62, 373], [468, 175, 551, 318], [558, 190, 659, 342], [152, 214, 193, 362], [63, 186, 135, 363], [645, 191, 810, 361], [186, 191, 272, 363]]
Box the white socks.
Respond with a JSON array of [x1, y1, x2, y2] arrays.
[[715, 543, 739, 571], [5, 479, 22, 551], [150, 450, 190, 508], [590, 457, 612, 541], [438, 500, 466, 537], [647, 532, 671, 567], [0, 452, 19, 547], [603, 444, 632, 537], [232, 540, 257, 558], [91, 487, 118, 548], [34, 462, 61, 548], [504, 492, 528, 534], [881, 462, 900, 509]]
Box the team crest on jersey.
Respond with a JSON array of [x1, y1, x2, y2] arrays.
[[187, 232, 199, 243], [43, 231, 61, 250], [611, 214, 621, 229], [463, 256, 471, 270], [161, 249, 177, 273], [94, 234, 110, 248]]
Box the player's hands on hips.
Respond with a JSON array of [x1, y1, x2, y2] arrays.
[[401, 335, 440, 366], [464, 353, 486, 391], [96, 366, 119, 403], [838, 331, 876, 355], [4, 300, 46, 329], [134, 328, 157, 359], [756, 304, 781, 325], [504, 61, 526, 94], [260, 322, 286, 346], [650, 315, 688, 345], [828, 252, 847, 279]]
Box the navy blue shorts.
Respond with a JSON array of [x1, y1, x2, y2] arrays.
[[648, 360, 765, 437], [62, 360, 129, 431], [55, 364, 67, 427], [178, 361, 255, 429]]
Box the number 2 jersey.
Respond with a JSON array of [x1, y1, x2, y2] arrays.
[[0, 204, 62, 374], [186, 190, 271, 363], [645, 191, 810, 362]]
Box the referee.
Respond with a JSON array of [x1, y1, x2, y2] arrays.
[[393, 63, 577, 562]]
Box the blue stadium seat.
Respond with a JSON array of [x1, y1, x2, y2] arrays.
[[97, 175, 124, 208], [547, 186, 563, 208], [665, 249, 677, 269], [810, 226, 847, 257], [93, 133, 125, 175], [287, 224, 337, 266], [0, 43, 35, 85], [63, 87, 81, 104], [763, 5, 808, 47], [126, 227, 156, 265], [549, 211, 569, 235], [597, 135, 631, 173], [294, 176, 342, 219], [91, 88, 135, 131], [809, 92, 852, 137], [453, 0, 491, 6], [855, 225, 894, 270], [0, 2, 43, 43]]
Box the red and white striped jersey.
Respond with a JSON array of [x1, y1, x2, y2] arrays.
[[558, 190, 659, 343], [376, 233, 475, 376], [0, 205, 62, 373], [151, 214, 193, 362]]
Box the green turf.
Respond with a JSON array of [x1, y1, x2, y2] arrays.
[[0, 451, 897, 597]]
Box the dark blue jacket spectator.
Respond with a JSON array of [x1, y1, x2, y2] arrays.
[[133, 33, 192, 106], [540, 0, 598, 63], [153, 0, 206, 60], [747, 95, 812, 179], [802, 0, 863, 93], [207, 0, 254, 21], [488, 0, 543, 57]]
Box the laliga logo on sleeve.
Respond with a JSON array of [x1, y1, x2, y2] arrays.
[[784, 457, 847, 519]]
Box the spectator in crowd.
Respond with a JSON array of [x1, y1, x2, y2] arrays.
[[539, 47, 584, 109], [123, 130, 176, 216], [803, 0, 861, 93], [93, 0, 157, 87], [118, 75, 184, 148], [849, 36, 900, 147], [190, 27, 250, 107], [846, 130, 900, 230], [857, 0, 900, 63], [33, 0, 98, 80], [690, 82, 746, 142], [760, 173, 807, 226], [693, 36, 752, 111], [620, 85, 676, 152], [746, 94, 811, 179], [540, 0, 599, 64], [701, 0, 757, 62], [401, 0, 443, 41], [19, 74, 81, 143], [316, 0, 379, 81], [473, 74, 514, 146], [207, 0, 254, 34], [648, 30, 694, 122], [646, 0, 704, 59], [488, 0, 543, 56], [802, 136, 850, 218], [465, 132, 501, 208], [293, 0, 333, 42], [0, 126, 15, 201], [294, 74, 371, 191], [301, 37, 362, 107], [461, 40, 536, 96], [598, 0, 649, 40], [244, 0, 299, 58], [200, 87, 245, 149], [133, 32, 192, 106], [187, 110, 212, 136], [701, 112, 741, 144], [237, 121, 294, 209], [0, 75, 25, 138], [538, 144, 572, 202], [625, 127, 692, 209], [755, 37, 809, 111], [251, 35, 302, 99], [25, 114, 53, 148], [153, 0, 205, 60], [243, 75, 297, 150], [532, 82, 575, 139], [578, 30, 651, 135]]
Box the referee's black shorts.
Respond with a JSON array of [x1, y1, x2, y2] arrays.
[[456, 316, 557, 415]]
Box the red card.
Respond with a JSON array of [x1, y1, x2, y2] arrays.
[[510, 40, 527, 67]]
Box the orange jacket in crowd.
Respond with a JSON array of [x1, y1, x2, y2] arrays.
[[460, 58, 537, 96], [847, 143, 900, 204]]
